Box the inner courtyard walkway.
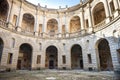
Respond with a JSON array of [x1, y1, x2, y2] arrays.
[[0, 70, 114, 80]]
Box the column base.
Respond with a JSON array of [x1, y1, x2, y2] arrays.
[[65, 32, 70, 37], [16, 27, 21, 32], [114, 10, 120, 18], [34, 32, 38, 36], [105, 17, 111, 24], [7, 22, 15, 30], [88, 27, 93, 34], [57, 33, 62, 38]]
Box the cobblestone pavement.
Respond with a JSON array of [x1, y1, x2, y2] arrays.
[[0, 70, 114, 80]]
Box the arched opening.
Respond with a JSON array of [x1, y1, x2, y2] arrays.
[[71, 44, 83, 69], [17, 43, 32, 70], [97, 39, 113, 71], [0, 0, 9, 21], [21, 13, 35, 32], [45, 46, 58, 69], [93, 2, 106, 25], [47, 19, 58, 37], [70, 16, 81, 33], [0, 38, 4, 63]]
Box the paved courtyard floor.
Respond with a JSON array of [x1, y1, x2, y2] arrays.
[[0, 70, 114, 80]]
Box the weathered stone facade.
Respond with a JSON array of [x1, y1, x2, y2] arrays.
[[0, 0, 120, 71]]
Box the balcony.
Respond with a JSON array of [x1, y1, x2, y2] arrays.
[[0, 19, 87, 39], [38, 29, 87, 39], [93, 19, 106, 32], [0, 19, 7, 28]]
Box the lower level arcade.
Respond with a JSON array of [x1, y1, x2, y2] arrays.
[[0, 36, 119, 71]]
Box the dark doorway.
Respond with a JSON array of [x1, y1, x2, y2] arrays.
[[49, 60, 54, 69], [98, 39, 113, 71], [0, 38, 4, 63], [71, 44, 83, 69], [45, 46, 58, 69], [17, 43, 32, 70]]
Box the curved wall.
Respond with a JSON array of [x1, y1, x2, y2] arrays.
[[0, 0, 120, 71]]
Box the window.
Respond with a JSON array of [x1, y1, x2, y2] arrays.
[[88, 54, 92, 64], [85, 19, 89, 28], [110, 1, 115, 14], [39, 24, 42, 33], [7, 53, 13, 64], [62, 25, 66, 34], [37, 55, 41, 64], [12, 38, 15, 48], [39, 43, 42, 51], [62, 55, 66, 64], [12, 15, 17, 26]]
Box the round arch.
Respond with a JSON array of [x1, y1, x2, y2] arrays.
[[17, 43, 33, 70], [0, 0, 9, 21], [92, 2, 106, 26], [69, 16, 81, 33], [47, 19, 58, 37], [71, 44, 83, 69], [45, 45, 58, 69], [21, 13, 35, 32], [95, 38, 113, 71]]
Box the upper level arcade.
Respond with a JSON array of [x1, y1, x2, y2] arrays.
[[0, 0, 120, 39]]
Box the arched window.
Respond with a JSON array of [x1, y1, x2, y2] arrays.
[[0, 0, 9, 21], [93, 2, 106, 26]]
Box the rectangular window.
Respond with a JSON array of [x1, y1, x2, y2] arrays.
[[37, 55, 41, 64], [39, 43, 42, 51], [62, 55, 66, 64], [62, 25, 66, 33], [110, 1, 115, 14], [88, 54, 92, 64], [39, 24, 42, 33], [7, 53, 13, 64], [85, 19, 89, 28], [12, 15, 17, 26]]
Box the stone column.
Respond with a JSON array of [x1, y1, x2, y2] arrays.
[[42, 12, 47, 33], [65, 12, 70, 37], [42, 12, 47, 37], [58, 15, 62, 38], [104, 0, 111, 23], [6, 0, 13, 23], [34, 7, 39, 36], [87, 3, 93, 33], [16, 0, 23, 32], [113, 0, 119, 17], [80, 8, 84, 30], [7, 0, 14, 29]]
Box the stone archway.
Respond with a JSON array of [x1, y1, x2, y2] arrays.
[[17, 43, 32, 70], [0, 38, 4, 63], [93, 2, 106, 26], [45, 46, 58, 69], [21, 13, 35, 32], [97, 39, 113, 71], [70, 16, 81, 33], [47, 19, 58, 37], [71, 44, 83, 69], [0, 0, 9, 21]]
